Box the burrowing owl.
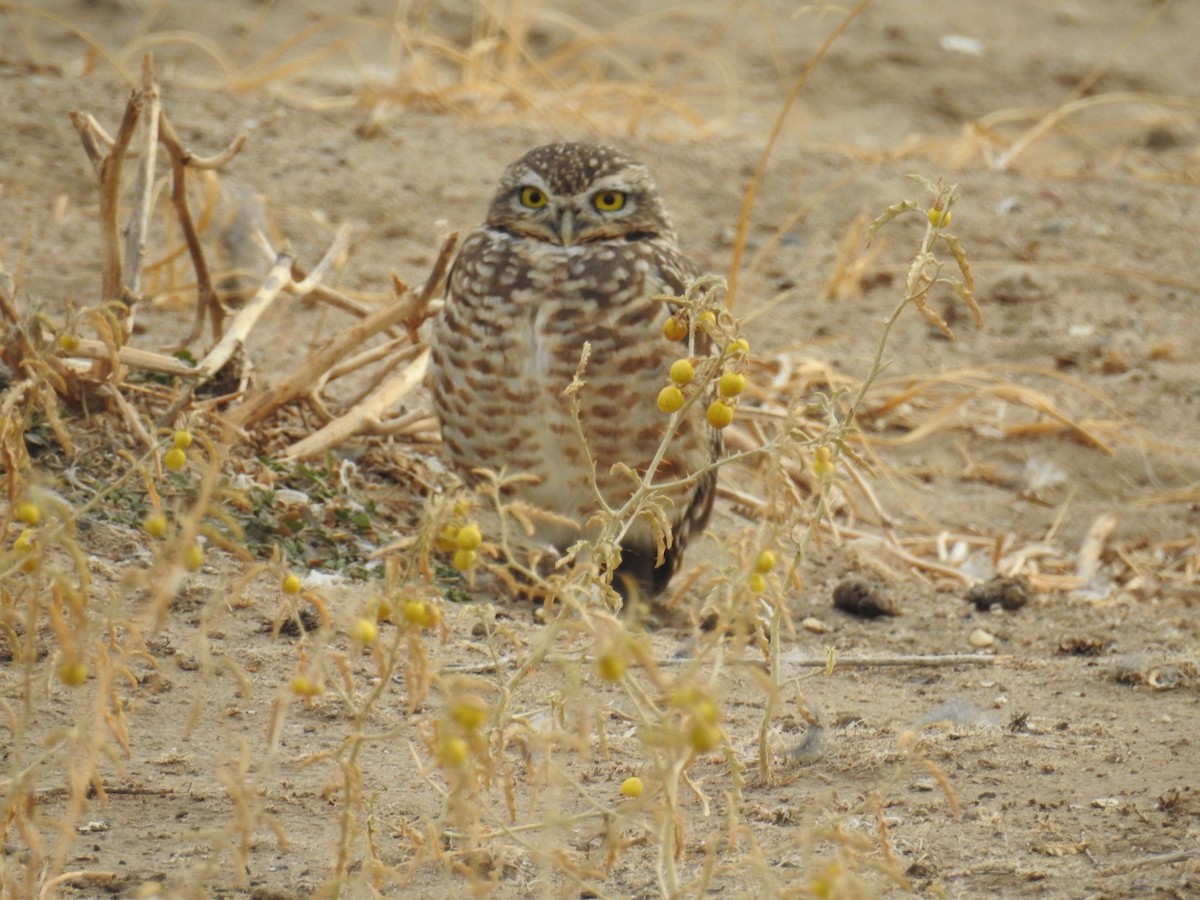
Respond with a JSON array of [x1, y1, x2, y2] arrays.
[[428, 142, 716, 596]]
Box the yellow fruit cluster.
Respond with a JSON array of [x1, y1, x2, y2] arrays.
[[438, 694, 489, 772], [658, 338, 750, 431], [163, 430, 193, 472], [403, 600, 440, 630], [748, 548, 777, 594], [670, 685, 722, 754], [436, 518, 484, 572]]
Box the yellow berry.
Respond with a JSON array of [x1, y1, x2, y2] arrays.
[[813, 446, 835, 478], [373, 596, 394, 622], [403, 600, 426, 625], [440, 736, 470, 769], [290, 675, 324, 697], [697, 310, 718, 330], [455, 523, 483, 552], [13, 528, 37, 553], [452, 548, 477, 572], [620, 776, 644, 798], [183, 543, 204, 572], [281, 572, 303, 595], [450, 696, 489, 731], [748, 572, 767, 594], [662, 316, 688, 342], [927, 207, 952, 228], [404, 600, 439, 629], [727, 338, 750, 356], [14, 502, 40, 526], [691, 696, 720, 727], [755, 550, 777, 573], [706, 400, 734, 429], [143, 512, 169, 539], [657, 385, 685, 414], [596, 651, 626, 683], [350, 617, 378, 645], [57, 333, 80, 354], [58, 660, 89, 687], [718, 370, 746, 398], [688, 720, 721, 753], [172, 429, 193, 450], [668, 359, 695, 386], [670, 685, 705, 712], [434, 523, 460, 553], [164, 447, 187, 472]]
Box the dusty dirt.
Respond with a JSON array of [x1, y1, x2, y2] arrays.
[[2, 1, 1199, 897]]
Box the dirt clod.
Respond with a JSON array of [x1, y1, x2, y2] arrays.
[[967, 574, 1033, 612], [831, 578, 899, 618]]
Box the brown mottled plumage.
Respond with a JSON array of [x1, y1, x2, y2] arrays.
[[428, 142, 716, 596]]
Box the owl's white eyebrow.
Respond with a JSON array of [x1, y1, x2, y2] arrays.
[[513, 172, 549, 189], [586, 175, 630, 192]]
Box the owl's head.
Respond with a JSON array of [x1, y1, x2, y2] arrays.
[[484, 142, 677, 247]]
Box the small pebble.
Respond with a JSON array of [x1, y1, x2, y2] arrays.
[[968, 628, 995, 649], [801, 617, 830, 634]]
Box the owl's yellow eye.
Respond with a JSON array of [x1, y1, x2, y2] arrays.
[[593, 190, 626, 212], [520, 186, 548, 208]]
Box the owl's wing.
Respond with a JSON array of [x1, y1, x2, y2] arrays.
[[647, 238, 702, 300]]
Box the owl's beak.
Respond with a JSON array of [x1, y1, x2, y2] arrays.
[[556, 207, 577, 247]]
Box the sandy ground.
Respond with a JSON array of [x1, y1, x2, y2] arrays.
[[1, 1, 1199, 897]]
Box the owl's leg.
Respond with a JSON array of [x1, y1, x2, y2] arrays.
[[613, 543, 677, 600]]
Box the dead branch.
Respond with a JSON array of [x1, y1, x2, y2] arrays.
[[37, 871, 121, 900], [226, 232, 457, 431], [195, 250, 296, 379], [1076, 512, 1118, 581], [96, 384, 155, 451], [183, 224, 350, 386], [299, 278, 384, 320], [154, 246, 297, 427], [70, 113, 115, 169], [63, 339, 198, 377], [1099, 850, 1196, 875], [443, 652, 1010, 676], [288, 224, 350, 296], [373, 410, 437, 437], [158, 112, 246, 345], [57, 58, 446, 459], [183, 135, 248, 170], [778, 652, 1008, 669], [123, 54, 161, 301], [325, 337, 422, 387], [70, 90, 141, 313], [282, 347, 430, 460]]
